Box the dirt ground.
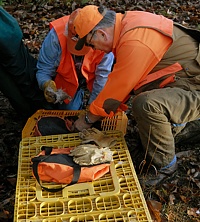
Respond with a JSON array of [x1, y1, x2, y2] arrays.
[[0, 1, 200, 221]]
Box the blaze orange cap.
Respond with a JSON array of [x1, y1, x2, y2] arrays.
[[73, 5, 104, 51], [67, 9, 90, 55]]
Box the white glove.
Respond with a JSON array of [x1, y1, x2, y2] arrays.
[[69, 144, 113, 166]]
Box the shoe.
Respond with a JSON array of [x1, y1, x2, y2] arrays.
[[139, 161, 178, 187]]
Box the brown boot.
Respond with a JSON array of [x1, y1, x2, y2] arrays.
[[139, 161, 178, 187]]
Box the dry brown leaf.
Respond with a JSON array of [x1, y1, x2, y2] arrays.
[[0, 210, 9, 220], [187, 208, 199, 217], [179, 195, 188, 203], [155, 189, 167, 202], [146, 199, 162, 222], [167, 211, 175, 221]]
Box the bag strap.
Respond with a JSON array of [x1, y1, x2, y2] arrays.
[[32, 146, 81, 192]]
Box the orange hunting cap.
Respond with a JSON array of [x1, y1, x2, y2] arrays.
[[67, 9, 90, 55], [73, 5, 104, 51]]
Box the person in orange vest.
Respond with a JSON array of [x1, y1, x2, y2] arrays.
[[70, 5, 200, 186], [36, 9, 114, 110]]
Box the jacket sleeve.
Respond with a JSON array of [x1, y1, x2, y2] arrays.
[[88, 52, 114, 104], [36, 28, 61, 89], [0, 7, 23, 59]]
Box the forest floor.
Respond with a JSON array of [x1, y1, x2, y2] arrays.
[[0, 1, 200, 221]]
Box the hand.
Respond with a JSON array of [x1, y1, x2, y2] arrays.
[[72, 113, 92, 132], [43, 80, 57, 103], [76, 105, 90, 121], [72, 111, 102, 132], [43, 80, 71, 104], [79, 128, 117, 148], [69, 144, 113, 166]]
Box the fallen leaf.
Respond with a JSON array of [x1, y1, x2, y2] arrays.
[[167, 211, 175, 221], [187, 208, 199, 217], [179, 195, 189, 203], [3, 209, 9, 216], [146, 199, 162, 222]]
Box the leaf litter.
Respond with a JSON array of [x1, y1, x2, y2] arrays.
[[0, 1, 200, 221]]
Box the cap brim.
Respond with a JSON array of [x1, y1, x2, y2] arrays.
[[67, 35, 89, 56], [75, 36, 87, 51]]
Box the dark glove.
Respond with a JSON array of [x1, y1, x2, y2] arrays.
[[79, 128, 117, 148], [69, 144, 113, 166]]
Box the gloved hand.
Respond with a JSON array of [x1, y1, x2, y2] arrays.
[[43, 80, 57, 103], [43, 80, 71, 104], [79, 128, 117, 148], [69, 144, 113, 166]]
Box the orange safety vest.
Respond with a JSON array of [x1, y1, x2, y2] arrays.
[[50, 16, 105, 104], [120, 11, 182, 91], [90, 11, 181, 117]]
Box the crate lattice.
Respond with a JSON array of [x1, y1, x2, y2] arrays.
[[14, 131, 152, 222]]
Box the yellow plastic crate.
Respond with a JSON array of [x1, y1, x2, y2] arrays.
[[14, 131, 152, 222], [22, 109, 128, 138]]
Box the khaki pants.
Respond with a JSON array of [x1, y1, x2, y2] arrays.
[[132, 26, 200, 168]]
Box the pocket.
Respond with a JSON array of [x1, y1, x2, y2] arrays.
[[181, 59, 200, 77]]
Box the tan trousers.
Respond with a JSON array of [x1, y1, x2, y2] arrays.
[[132, 26, 200, 168]]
